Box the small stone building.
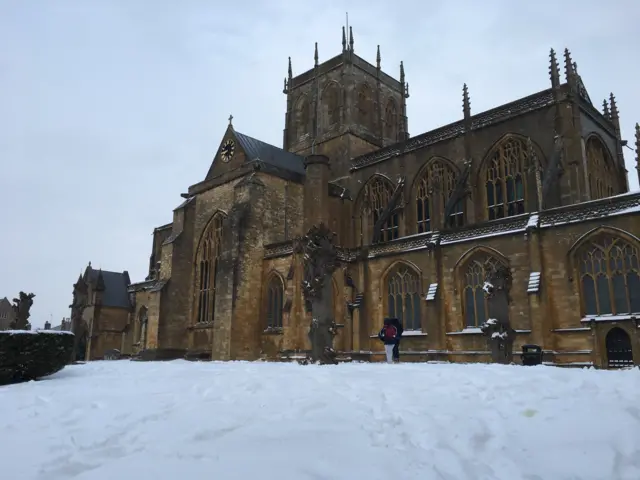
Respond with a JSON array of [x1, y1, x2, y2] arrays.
[[79, 31, 640, 368], [69, 263, 132, 360]]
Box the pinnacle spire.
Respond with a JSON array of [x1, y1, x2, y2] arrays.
[[462, 83, 470, 119], [342, 26, 346, 52], [635, 123, 640, 185], [288, 57, 292, 81], [549, 48, 560, 89], [314, 42, 318, 67], [400, 61, 405, 84], [609, 93, 621, 135], [602, 99, 610, 118], [349, 26, 354, 51], [563, 48, 574, 84], [376, 45, 381, 69]]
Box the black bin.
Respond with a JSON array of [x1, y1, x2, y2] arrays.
[[521, 344, 543, 366]]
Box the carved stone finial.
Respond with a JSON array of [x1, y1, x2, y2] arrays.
[[549, 48, 560, 89], [342, 26, 346, 52], [288, 56, 292, 81], [314, 42, 318, 67], [400, 61, 405, 84], [376, 45, 381, 69], [228, 114, 233, 126]]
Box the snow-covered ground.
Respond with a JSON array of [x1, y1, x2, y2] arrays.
[[1, 361, 639, 480]]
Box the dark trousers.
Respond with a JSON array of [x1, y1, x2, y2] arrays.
[[393, 341, 400, 361]]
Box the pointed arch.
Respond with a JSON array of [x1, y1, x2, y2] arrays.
[[194, 210, 228, 258], [320, 81, 341, 129], [479, 134, 540, 220], [293, 94, 310, 141], [356, 174, 400, 244], [568, 226, 640, 316], [412, 157, 463, 232], [585, 134, 617, 200], [384, 98, 398, 141], [355, 83, 374, 130], [455, 246, 509, 328], [383, 261, 422, 331], [193, 211, 226, 324], [264, 271, 285, 329]]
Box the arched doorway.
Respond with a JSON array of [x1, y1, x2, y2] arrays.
[[606, 327, 634, 368]]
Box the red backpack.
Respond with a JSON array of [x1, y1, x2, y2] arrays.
[[383, 324, 398, 341]]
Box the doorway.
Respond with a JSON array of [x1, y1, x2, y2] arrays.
[[606, 327, 634, 368]]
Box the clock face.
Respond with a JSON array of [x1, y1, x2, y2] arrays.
[[220, 139, 235, 163]]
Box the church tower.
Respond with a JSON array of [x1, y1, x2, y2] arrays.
[[282, 27, 409, 178]]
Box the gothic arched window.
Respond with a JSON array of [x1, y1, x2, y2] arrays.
[[586, 137, 616, 200], [387, 264, 421, 330], [415, 160, 463, 233], [484, 137, 528, 220], [363, 176, 400, 243], [462, 255, 506, 327], [578, 236, 640, 315], [356, 84, 373, 130], [195, 213, 225, 324], [321, 83, 340, 128], [265, 275, 284, 329], [294, 95, 310, 141], [384, 99, 398, 141]]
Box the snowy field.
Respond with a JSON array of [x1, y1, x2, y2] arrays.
[[1, 361, 639, 480]]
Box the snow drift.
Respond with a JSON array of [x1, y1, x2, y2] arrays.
[[0, 360, 639, 480]]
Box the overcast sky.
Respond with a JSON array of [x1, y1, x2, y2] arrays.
[[0, 0, 638, 328]]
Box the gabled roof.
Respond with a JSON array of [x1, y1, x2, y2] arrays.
[[234, 130, 306, 175], [84, 266, 131, 309]]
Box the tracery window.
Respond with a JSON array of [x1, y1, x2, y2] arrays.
[[387, 265, 421, 330], [356, 84, 373, 130], [578, 236, 640, 315], [485, 137, 527, 220], [321, 83, 340, 128], [384, 99, 398, 141], [463, 255, 506, 327], [586, 137, 616, 200], [364, 177, 400, 243], [415, 160, 463, 233], [196, 213, 225, 323], [294, 96, 310, 140], [265, 276, 284, 329]]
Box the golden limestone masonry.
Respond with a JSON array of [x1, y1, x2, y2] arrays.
[[71, 30, 640, 368]]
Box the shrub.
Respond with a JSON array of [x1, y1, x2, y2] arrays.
[[0, 330, 75, 386]]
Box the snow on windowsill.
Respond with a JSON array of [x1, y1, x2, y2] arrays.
[[368, 330, 427, 338], [447, 328, 532, 336], [553, 327, 591, 333], [580, 314, 640, 323]]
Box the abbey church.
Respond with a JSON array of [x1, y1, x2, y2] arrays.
[[71, 28, 640, 368]]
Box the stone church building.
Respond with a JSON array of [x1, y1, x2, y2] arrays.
[[72, 31, 640, 368]]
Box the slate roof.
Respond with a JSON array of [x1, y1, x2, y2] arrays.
[[234, 130, 306, 175], [85, 267, 131, 309]]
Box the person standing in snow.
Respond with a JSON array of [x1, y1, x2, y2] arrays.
[[378, 317, 400, 363], [390, 317, 403, 363]]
